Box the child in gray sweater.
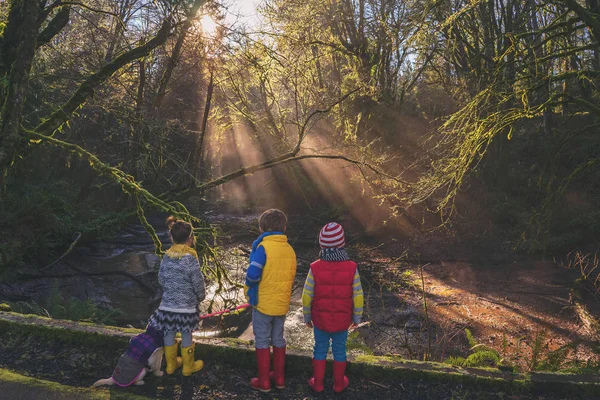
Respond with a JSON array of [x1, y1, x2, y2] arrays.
[[149, 216, 206, 376]]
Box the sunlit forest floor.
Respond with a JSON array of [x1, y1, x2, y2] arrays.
[[211, 212, 600, 373]]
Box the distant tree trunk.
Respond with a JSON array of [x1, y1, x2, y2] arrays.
[[311, 45, 324, 89], [105, 0, 131, 63], [131, 58, 147, 179], [152, 0, 207, 109], [565, 0, 600, 44], [136, 58, 146, 112], [585, 0, 600, 90], [192, 70, 214, 180], [154, 24, 190, 109]]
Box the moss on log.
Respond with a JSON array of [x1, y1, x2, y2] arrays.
[[0, 368, 152, 400], [0, 311, 598, 397]]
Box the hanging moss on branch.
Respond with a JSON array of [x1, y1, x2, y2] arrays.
[[25, 128, 234, 291], [135, 194, 163, 257]]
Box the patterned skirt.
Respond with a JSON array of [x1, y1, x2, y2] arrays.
[[149, 309, 200, 333]]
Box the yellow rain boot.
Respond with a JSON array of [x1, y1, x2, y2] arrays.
[[164, 343, 183, 375], [181, 343, 204, 376]]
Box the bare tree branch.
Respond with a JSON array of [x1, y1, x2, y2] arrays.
[[40, 232, 82, 271], [197, 154, 409, 192], [47, 1, 118, 17], [35, 20, 172, 136]]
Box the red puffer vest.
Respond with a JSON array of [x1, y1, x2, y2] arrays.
[[311, 259, 357, 332]]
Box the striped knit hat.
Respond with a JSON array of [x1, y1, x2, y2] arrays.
[[319, 222, 346, 248]]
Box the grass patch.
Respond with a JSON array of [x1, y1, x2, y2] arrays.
[[0, 368, 152, 400]]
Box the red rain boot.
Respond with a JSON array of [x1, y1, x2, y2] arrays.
[[332, 361, 349, 393], [308, 359, 326, 392], [250, 348, 271, 392], [270, 346, 286, 389]]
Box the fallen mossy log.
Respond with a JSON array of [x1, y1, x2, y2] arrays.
[[0, 311, 598, 397]]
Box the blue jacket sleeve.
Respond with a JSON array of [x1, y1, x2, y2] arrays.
[[244, 244, 266, 306], [245, 245, 266, 286]]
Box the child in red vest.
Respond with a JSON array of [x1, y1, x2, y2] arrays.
[[302, 222, 364, 393]]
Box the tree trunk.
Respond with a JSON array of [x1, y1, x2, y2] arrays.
[[37, 6, 71, 49], [311, 45, 324, 89], [0, 0, 43, 189], [136, 58, 146, 112], [131, 58, 147, 179], [104, 0, 131, 63], [35, 21, 172, 136], [153, 0, 206, 109], [192, 70, 214, 180], [154, 23, 190, 109]]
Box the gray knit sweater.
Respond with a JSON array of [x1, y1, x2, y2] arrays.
[[158, 250, 206, 313]]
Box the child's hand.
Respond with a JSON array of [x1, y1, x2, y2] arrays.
[[306, 321, 313, 328], [350, 323, 359, 329]]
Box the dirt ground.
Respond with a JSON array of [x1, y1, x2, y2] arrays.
[[354, 250, 600, 371], [214, 213, 600, 372]]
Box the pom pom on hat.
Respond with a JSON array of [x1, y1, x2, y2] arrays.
[[319, 222, 346, 248]]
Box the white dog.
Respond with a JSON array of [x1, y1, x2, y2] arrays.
[[94, 325, 166, 387]]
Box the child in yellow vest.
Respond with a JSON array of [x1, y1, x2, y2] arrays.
[[244, 209, 297, 392]]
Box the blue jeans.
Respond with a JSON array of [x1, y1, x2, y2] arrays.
[[313, 327, 348, 361], [252, 309, 286, 349]]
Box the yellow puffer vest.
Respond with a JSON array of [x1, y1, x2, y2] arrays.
[[256, 235, 297, 316]]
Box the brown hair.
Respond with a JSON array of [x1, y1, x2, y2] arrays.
[[258, 209, 287, 232], [166, 216, 193, 244]]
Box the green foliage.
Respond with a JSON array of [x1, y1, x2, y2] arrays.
[[405, 0, 600, 249], [6, 301, 49, 317], [559, 358, 600, 374], [8, 282, 124, 325], [0, 179, 134, 276], [0, 181, 78, 274], [537, 344, 573, 372], [346, 330, 374, 355], [444, 355, 467, 367], [464, 350, 501, 367], [47, 294, 124, 326], [527, 330, 545, 371], [445, 329, 502, 369], [447, 328, 598, 373], [465, 328, 478, 348]]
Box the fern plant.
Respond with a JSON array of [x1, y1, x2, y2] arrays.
[[527, 330, 546, 371], [537, 343, 573, 372], [444, 328, 502, 368]]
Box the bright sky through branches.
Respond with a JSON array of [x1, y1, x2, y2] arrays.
[[226, 0, 263, 28]]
